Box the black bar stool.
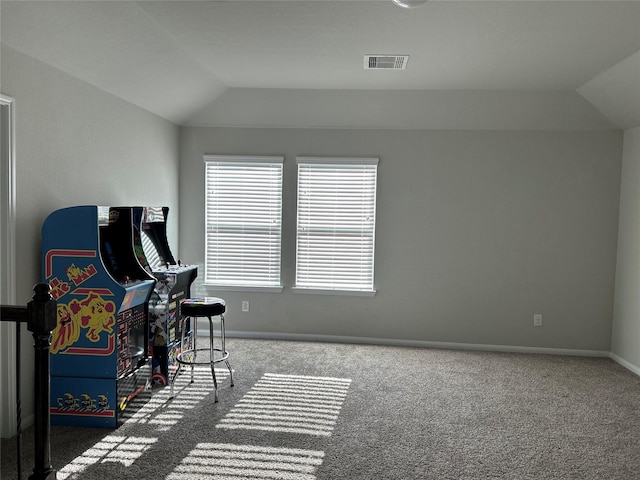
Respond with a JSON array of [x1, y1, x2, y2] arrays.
[[170, 297, 234, 402]]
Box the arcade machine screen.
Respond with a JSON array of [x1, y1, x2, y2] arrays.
[[100, 207, 151, 284]]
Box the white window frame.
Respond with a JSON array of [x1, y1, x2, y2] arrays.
[[294, 156, 378, 296], [204, 155, 284, 292]]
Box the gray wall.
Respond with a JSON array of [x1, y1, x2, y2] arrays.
[[611, 126, 640, 372], [0, 45, 180, 434], [180, 126, 622, 352]]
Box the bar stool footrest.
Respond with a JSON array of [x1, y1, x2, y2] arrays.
[[176, 347, 230, 366]]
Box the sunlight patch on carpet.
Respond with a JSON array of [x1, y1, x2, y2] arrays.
[[125, 367, 231, 431], [165, 443, 324, 480], [57, 435, 158, 479], [216, 373, 351, 436]]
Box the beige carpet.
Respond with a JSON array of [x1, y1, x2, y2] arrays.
[[2, 338, 640, 479]]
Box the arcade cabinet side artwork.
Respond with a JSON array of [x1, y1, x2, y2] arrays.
[[42, 205, 155, 428]]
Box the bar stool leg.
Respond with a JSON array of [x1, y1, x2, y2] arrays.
[[208, 315, 220, 402], [190, 316, 196, 384], [220, 314, 234, 386]]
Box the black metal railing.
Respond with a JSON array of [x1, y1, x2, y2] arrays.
[[1, 283, 58, 480]]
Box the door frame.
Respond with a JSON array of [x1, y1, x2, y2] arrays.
[[1, 93, 17, 437]]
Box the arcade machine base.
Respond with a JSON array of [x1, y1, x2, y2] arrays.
[[50, 362, 152, 429]]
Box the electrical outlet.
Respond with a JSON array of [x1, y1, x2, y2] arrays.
[[242, 300, 249, 312], [533, 314, 543, 327]]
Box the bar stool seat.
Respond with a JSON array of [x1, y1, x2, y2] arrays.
[[170, 297, 234, 402]]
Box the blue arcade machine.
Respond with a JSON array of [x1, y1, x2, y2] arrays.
[[42, 206, 155, 428]]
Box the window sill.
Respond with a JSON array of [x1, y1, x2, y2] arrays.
[[292, 287, 376, 297], [203, 284, 283, 293]]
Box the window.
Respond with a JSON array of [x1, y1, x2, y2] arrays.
[[295, 157, 378, 294], [204, 155, 283, 289]]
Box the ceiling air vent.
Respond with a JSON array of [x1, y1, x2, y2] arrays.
[[364, 55, 409, 70]]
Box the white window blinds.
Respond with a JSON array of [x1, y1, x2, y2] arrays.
[[204, 155, 283, 288], [295, 157, 378, 292]]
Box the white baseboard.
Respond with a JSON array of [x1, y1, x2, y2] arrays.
[[226, 330, 610, 358], [609, 352, 640, 376]]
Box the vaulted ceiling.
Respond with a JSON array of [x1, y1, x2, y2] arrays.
[[1, 1, 639, 129]]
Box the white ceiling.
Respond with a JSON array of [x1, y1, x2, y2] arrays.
[[1, 0, 639, 128]]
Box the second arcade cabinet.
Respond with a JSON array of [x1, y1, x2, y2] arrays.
[[132, 206, 197, 385]]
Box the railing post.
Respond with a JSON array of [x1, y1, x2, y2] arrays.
[[26, 283, 57, 480]]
